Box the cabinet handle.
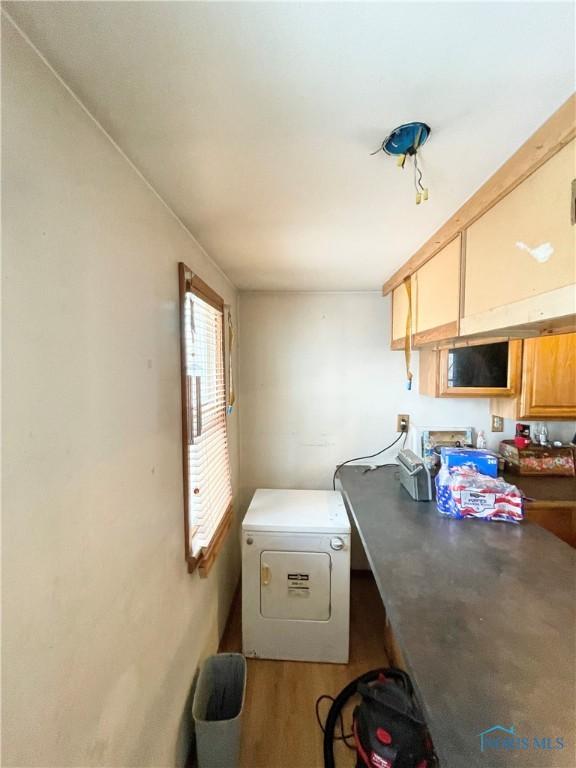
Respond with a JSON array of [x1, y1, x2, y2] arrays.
[[261, 563, 271, 586], [571, 179, 576, 226]]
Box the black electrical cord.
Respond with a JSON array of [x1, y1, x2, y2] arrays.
[[366, 433, 408, 473], [315, 694, 356, 750], [362, 462, 398, 476], [332, 432, 404, 490]]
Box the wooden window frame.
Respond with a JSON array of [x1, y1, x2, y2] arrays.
[[178, 262, 233, 576]]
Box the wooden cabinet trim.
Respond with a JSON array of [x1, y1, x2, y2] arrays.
[[391, 337, 407, 351], [435, 335, 512, 351], [418, 348, 440, 396], [413, 321, 459, 348], [459, 284, 576, 338], [458, 230, 466, 326]]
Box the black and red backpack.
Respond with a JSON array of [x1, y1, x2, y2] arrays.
[[322, 668, 437, 768]]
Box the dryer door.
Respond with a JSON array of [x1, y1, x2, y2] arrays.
[[260, 550, 331, 620]]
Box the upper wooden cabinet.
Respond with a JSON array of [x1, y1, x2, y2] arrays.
[[491, 332, 576, 420], [420, 339, 522, 398], [519, 333, 576, 419], [413, 236, 461, 345], [461, 139, 576, 336], [383, 96, 576, 349], [391, 238, 461, 350]]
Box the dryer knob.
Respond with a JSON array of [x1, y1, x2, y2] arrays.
[[330, 536, 345, 551], [246, 537, 253, 545]]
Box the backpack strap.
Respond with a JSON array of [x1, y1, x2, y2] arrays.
[[357, 681, 425, 725], [380, 667, 414, 696]]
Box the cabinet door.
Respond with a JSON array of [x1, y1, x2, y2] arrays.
[[519, 333, 576, 418], [391, 279, 413, 350], [463, 140, 576, 330], [523, 503, 576, 549], [414, 236, 460, 345], [439, 339, 521, 397], [420, 340, 521, 398]]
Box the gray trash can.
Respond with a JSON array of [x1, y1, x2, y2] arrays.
[[192, 653, 247, 768]]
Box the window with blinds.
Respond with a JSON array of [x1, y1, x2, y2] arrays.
[[178, 263, 233, 573]]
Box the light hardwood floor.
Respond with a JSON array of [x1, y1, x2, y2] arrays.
[[219, 572, 390, 768]]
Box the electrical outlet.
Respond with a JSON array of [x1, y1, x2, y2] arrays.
[[491, 415, 504, 432], [397, 414, 410, 433]]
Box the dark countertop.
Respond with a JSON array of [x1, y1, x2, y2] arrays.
[[339, 465, 576, 768], [503, 472, 576, 505]]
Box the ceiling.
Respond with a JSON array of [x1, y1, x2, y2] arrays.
[[5, 1, 575, 290]]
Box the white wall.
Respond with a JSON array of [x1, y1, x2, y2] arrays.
[[238, 291, 575, 502], [2, 20, 240, 768]]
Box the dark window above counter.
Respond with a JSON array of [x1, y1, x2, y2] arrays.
[[420, 339, 521, 398], [447, 341, 509, 389]]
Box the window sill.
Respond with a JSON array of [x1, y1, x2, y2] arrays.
[[187, 503, 233, 578]]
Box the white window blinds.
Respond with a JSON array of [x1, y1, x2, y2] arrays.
[[183, 290, 232, 559]]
